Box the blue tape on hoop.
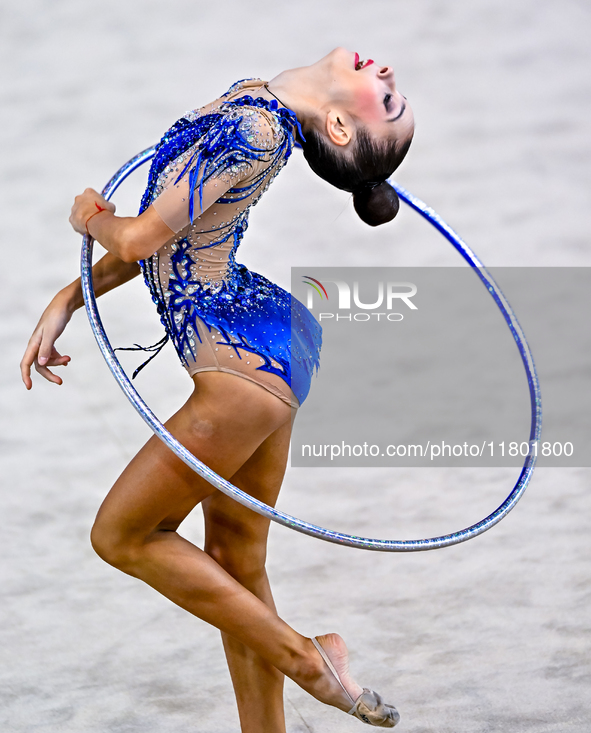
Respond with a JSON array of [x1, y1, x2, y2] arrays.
[[80, 146, 542, 551]]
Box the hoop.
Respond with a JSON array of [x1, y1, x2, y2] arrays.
[[80, 145, 542, 552]]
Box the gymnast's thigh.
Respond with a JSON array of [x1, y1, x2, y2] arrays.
[[93, 371, 293, 540], [202, 417, 293, 557]]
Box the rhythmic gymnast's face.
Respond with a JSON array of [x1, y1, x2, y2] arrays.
[[311, 47, 414, 150]]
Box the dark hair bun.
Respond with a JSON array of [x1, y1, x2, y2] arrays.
[[353, 181, 400, 227]]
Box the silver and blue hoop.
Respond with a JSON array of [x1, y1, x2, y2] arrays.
[[81, 146, 542, 552]]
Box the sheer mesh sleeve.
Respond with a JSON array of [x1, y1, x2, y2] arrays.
[[151, 160, 250, 233], [151, 107, 283, 233]]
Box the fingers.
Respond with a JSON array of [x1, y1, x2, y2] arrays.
[[38, 327, 58, 365], [21, 330, 71, 389], [38, 352, 71, 367], [21, 360, 33, 390], [34, 363, 64, 386], [20, 331, 42, 389], [30, 352, 71, 388], [34, 353, 71, 385], [37, 344, 71, 373]]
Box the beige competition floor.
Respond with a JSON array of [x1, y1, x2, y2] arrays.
[[1, 1, 590, 731]]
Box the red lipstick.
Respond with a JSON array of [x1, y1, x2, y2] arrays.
[[354, 54, 375, 71]]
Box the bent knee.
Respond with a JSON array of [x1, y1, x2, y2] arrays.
[[90, 521, 141, 572]]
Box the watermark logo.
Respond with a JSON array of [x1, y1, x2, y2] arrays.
[[302, 275, 329, 301], [302, 277, 418, 322]]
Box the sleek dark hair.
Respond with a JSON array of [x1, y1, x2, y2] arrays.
[[300, 127, 413, 226]]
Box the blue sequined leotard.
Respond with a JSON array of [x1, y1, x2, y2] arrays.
[[138, 79, 321, 407]]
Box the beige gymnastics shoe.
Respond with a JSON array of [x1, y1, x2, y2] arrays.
[[311, 636, 400, 728]]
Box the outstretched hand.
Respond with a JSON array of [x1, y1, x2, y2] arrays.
[[21, 293, 73, 389]]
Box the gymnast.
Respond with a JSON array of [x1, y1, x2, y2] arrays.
[[21, 47, 414, 731]]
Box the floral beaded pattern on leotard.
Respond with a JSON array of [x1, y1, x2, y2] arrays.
[[138, 79, 321, 406]]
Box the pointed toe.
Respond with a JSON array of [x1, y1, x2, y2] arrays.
[[351, 689, 401, 728]]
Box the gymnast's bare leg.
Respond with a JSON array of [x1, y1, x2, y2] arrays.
[[89, 371, 356, 733], [203, 417, 291, 732]]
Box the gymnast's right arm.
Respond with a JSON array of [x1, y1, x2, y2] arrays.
[[20, 251, 143, 390], [21, 184, 177, 389]]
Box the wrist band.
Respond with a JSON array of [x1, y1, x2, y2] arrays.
[[85, 203, 108, 235]]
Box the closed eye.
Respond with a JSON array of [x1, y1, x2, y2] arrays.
[[386, 97, 406, 123]]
